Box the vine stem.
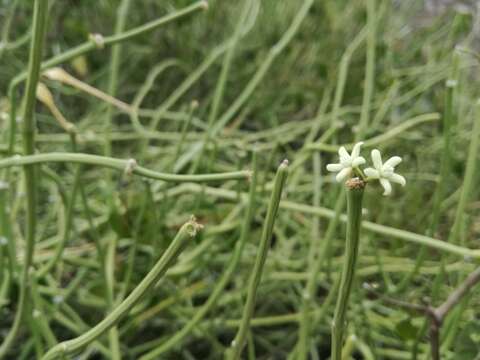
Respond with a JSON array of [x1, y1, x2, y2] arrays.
[[225, 159, 289, 360], [331, 178, 365, 360], [0, 0, 48, 358], [41, 218, 202, 360]]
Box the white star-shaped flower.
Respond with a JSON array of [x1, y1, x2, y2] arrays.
[[326, 142, 366, 183], [364, 149, 406, 196]]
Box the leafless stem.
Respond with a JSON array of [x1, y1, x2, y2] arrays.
[[365, 266, 480, 360]]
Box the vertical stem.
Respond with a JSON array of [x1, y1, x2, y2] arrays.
[[331, 179, 365, 360], [448, 100, 480, 246], [192, 0, 253, 172], [139, 150, 259, 360], [397, 71, 457, 292], [297, 152, 322, 359], [225, 159, 289, 360], [357, 0, 376, 137], [105, 3, 132, 356], [105, 0, 132, 158], [0, 0, 48, 357]]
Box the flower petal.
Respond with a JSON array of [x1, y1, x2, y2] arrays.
[[335, 167, 351, 183], [380, 178, 392, 196], [351, 142, 364, 158], [371, 149, 383, 170], [384, 156, 402, 169], [326, 163, 343, 172], [364, 167, 380, 178], [388, 173, 406, 186], [352, 156, 366, 167], [338, 147, 350, 163]]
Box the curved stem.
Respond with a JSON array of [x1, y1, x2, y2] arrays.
[[41, 219, 201, 360]]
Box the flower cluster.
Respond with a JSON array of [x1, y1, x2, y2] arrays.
[[326, 142, 406, 196]]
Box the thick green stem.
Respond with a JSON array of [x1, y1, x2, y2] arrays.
[[41, 219, 201, 360], [225, 159, 289, 360], [331, 179, 365, 360], [0, 0, 48, 357]]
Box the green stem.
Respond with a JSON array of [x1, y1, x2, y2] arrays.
[[41, 219, 201, 360], [105, 0, 132, 158], [210, 0, 314, 137], [331, 179, 365, 360], [297, 152, 322, 359], [0, 0, 48, 357], [448, 100, 480, 245], [0, 153, 250, 182], [7, 1, 208, 156], [357, 0, 376, 137], [225, 159, 289, 360], [140, 151, 259, 360], [35, 164, 81, 278], [105, 2, 132, 356], [192, 0, 253, 172], [396, 76, 456, 292]]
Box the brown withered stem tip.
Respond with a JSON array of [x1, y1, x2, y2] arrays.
[[345, 177, 366, 190]]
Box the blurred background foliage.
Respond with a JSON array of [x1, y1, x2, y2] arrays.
[[0, 0, 480, 358]]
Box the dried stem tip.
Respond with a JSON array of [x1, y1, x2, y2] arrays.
[[199, 1, 209, 10], [186, 215, 204, 236], [280, 159, 289, 168], [345, 177, 366, 190]]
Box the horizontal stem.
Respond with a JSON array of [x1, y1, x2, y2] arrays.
[[0, 153, 250, 182], [307, 113, 439, 152], [168, 184, 480, 258]]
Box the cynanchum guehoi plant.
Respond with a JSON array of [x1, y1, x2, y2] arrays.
[[326, 142, 406, 360]]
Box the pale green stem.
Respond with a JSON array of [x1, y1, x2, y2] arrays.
[[209, 0, 314, 138], [105, 2, 132, 356], [331, 179, 365, 360], [165, 183, 480, 258], [41, 219, 201, 360], [225, 159, 289, 360], [140, 151, 259, 360], [448, 100, 480, 246], [105, 0, 132, 158], [297, 153, 322, 359], [7, 1, 208, 157], [307, 113, 440, 152], [0, 153, 250, 182], [357, 0, 376, 136], [397, 77, 456, 292], [35, 164, 81, 278], [192, 0, 254, 172], [0, 0, 48, 357]]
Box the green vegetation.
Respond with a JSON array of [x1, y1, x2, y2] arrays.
[[0, 0, 479, 359]]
